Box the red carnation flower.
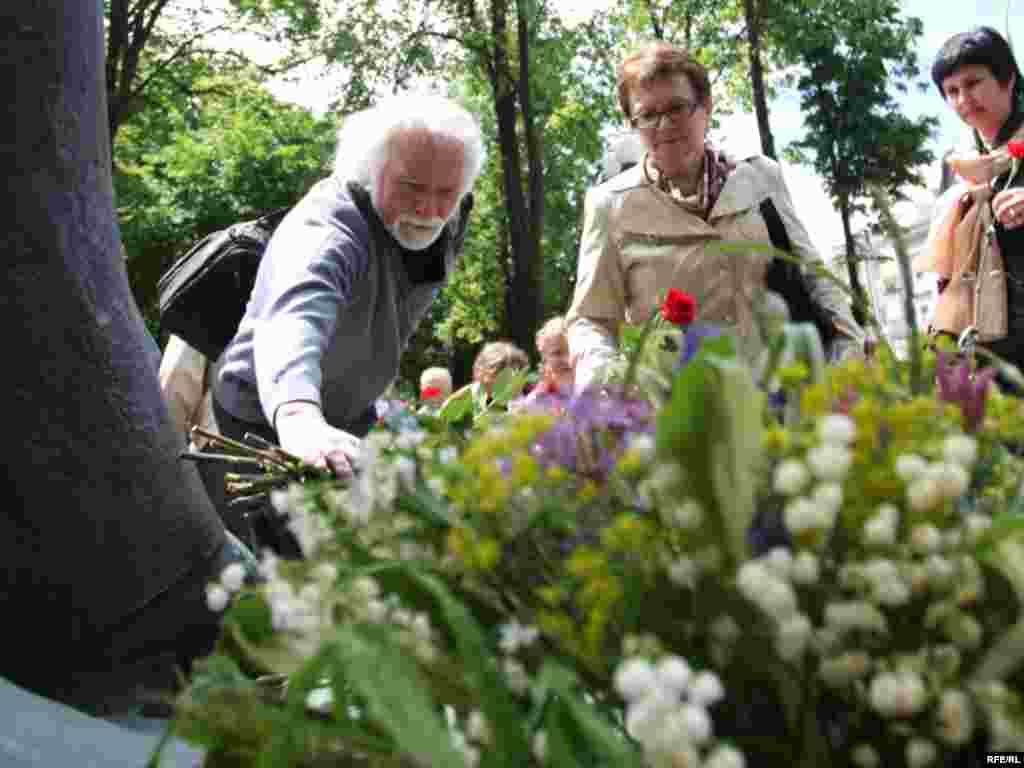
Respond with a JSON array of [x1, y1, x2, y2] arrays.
[[1009, 140, 1024, 159], [660, 288, 697, 326], [420, 386, 442, 399]]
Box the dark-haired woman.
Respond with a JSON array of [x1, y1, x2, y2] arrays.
[[919, 26, 1024, 376]]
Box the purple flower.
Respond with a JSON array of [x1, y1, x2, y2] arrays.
[[522, 388, 653, 479], [935, 350, 998, 432], [677, 323, 724, 367]]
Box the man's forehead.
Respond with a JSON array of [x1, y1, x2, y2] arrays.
[[390, 129, 464, 166]]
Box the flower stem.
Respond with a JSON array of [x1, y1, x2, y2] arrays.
[[623, 307, 661, 394], [870, 184, 924, 394]]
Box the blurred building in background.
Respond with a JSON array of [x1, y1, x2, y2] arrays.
[[832, 191, 939, 357]]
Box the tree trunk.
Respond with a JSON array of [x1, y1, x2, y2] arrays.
[[0, 1, 225, 700], [516, 0, 544, 344], [488, 0, 541, 355], [743, 0, 777, 159], [838, 194, 868, 327]]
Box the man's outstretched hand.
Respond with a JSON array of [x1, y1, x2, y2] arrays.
[[275, 402, 361, 478]]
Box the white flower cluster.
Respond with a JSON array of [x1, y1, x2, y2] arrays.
[[638, 462, 685, 511], [497, 620, 538, 697], [446, 707, 486, 768], [323, 431, 420, 528], [868, 669, 927, 718], [774, 416, 855, 544], [205, 562, 248, 612], [261, 556, 335, 647], [270, 484, 333, 558], [897, 434, 977, 513], [346, 575, 439, 664], [736, 549, 817, 661], [613, 656, 743, 768]]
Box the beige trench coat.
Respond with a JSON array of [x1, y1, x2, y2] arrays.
[[566, 155, 862, 389], [158, 334, 217, 447]]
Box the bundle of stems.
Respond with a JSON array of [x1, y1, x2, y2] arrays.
[[180, 426, 335, 508]]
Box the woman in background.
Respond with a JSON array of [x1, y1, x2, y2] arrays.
[[566, 41, 863, 392], [919, 26, 1024, 377]]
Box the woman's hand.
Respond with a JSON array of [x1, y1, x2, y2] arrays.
[[992, 187, 1024, 229]]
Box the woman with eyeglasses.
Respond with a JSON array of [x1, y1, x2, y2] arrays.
[[566, 41, 864, 392], [916, 27, 1024, 382]]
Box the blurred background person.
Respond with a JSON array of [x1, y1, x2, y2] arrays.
[[418, 366, 453, 412]]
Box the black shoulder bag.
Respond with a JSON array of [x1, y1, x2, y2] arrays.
[[157, 207, 291, 361], [760, 198, 838, 353]]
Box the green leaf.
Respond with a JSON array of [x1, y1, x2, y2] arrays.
[[491, 366, 530, 405], [707, 356, 761, 566], [656, 351, 759, 569], [439, 385, 474, 425], [224, 592, 275, 645], [395, 480, 453, 529], [973, 537, 1024, 683], [324, 623, 466, 768], [534, 660, 643, 767], [404, 569, 532, 768]]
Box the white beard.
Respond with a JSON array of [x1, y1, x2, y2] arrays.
[[386, 214, 446, 251]]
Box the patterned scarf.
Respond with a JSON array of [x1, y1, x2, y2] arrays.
[[643, 144, 737, 220]]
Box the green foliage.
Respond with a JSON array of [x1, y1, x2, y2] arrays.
[[114, 64, 336, 330], [778, 0, 938, 211]]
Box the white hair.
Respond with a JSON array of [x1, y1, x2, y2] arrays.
[[603, 131, 645, 178], [332, 93, 486, 202]]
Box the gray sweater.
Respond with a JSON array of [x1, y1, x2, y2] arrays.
[[215, 177, 471, 431]]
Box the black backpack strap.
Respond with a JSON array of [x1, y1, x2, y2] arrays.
[[760, 198, 837, 349], [759, 198, 792, 253]]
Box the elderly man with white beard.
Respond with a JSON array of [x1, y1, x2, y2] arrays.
[[203, 94, 485, 553]]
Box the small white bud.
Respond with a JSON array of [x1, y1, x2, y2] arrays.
[[615, 658, 657, 702], [791, 551, 820, 585], [688, 670, 725, 707], [942, 434, 978, 468], [818, 413, 857, 445], [906, 738, 937, 768], [933, 462, 970, 499], [869, 671, 926, 718], [812, 482, 843, 514], [682, 703, 712, 744], [205, 583, 230, 613], [906, 478, 942, 513], [305, 686, 334, 714], [863, 515, 897, 548], [806, 443, 852, 482], [937, 689, 974, 746], [629, 433, 656, 463], [910, 524, 942, 554], [851, 743, 879, 768], [466, 710, 491, 746], [704, 744, 746, 768], [655, 655, 692, 694], [895, 453, 928, 482], [773, 459, 810, 496], [763, 547, 794, 579], [220, 562, 247, 592]]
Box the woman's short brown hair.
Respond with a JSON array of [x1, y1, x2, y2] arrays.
[[535, 315, 568, 352], [472, 340, 529, 387], [617, 41, 711, 120]]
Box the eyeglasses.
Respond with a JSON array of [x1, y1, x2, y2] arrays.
[[630, 99, 701, 130]]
